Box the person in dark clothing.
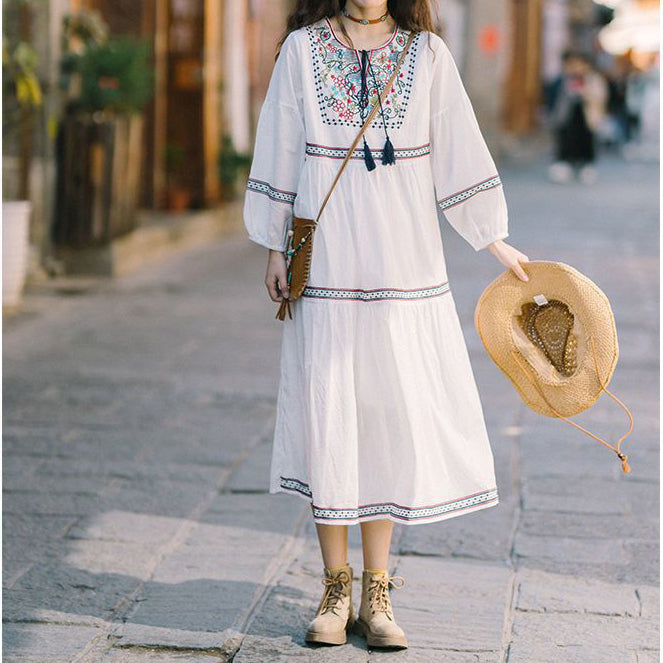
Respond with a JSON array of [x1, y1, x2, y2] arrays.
[[546, 49, 609, 184]]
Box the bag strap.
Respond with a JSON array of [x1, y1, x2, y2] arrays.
[[313, 30, 416, 224]]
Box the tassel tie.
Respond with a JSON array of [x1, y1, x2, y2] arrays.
[[367, 54, 396, 165], [358, 49, 396, 170], [358, 49, 376, 171]]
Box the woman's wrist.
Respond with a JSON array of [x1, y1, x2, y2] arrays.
[[487, 239, 504, 253]]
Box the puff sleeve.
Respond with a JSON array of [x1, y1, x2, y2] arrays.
[[243, 32, 306, 252], [429, 35, 509, 251]]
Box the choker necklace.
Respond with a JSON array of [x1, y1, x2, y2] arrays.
[[341, 7, 389, 25]]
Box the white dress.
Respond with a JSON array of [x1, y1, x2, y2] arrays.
[[243, 18, 509, 525]]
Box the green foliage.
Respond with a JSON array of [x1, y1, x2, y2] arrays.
[[60, 9, 109, 93], [72, 36, 153, 114], [2, 37, 42, 135], [218, 133, 252, 192], [165, 142, 186, 183], [3, 39, 42, 107]]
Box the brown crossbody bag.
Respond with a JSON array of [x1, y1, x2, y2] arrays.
[[275, 31, 416, 321]]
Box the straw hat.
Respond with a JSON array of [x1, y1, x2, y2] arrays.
[[474, 260, 633, 473]]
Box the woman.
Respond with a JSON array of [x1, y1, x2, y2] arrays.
[[243, 0, 529, 649], [547, 49, 609, 185]]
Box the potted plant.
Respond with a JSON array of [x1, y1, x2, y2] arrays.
[[54, 15, 153, 247], [165, 142, 191, 211], [2, 33, 42, 308]]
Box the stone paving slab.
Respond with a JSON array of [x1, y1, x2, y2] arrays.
[[635, 650, 661, 663], [515, 567, 640, 616], [66, 511, 191, 545], [509, 610, 658, 652], [2, 474, 108, 495], [387, 555, 511, 655], [635, 584, 660, 620], [29, 454, 227, 485], [506, 643, 636, 663], [110, 493, 309, 651], [397, 493, 517, 562], [233, 635, 370, 663], [520, 475, 639, 516], [518, 510, 657, 543], [4, 556, 144, 623], [2, 623, 103, 663], [96, 649, 225, 663], [223, 438, 273, 494], [4, 514, 77, 541], [108, 623, 239, 653]]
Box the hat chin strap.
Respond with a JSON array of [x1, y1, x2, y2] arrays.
[[510, 335, 634, 475]]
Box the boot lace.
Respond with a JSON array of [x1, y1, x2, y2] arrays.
[[317, 569, 351, 616], [368, 574, 405, 621]]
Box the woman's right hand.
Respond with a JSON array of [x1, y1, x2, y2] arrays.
[[266, 249, 290, 302], [487, 239, 530, 281]]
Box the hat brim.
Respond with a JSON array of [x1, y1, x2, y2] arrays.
[[474, 260, 618, 417]]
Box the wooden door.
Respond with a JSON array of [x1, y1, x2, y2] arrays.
[[504, 0, 543, 133]]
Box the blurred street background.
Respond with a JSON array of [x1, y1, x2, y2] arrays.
[[2, 0, 660, 661]]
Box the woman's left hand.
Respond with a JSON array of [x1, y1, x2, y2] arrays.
[[487, 239, 530, 281]]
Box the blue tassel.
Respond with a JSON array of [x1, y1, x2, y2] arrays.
[[382, 136, 395, 165], [363, 136, 376, 171]]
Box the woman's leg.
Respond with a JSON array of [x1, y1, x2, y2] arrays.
[[315, 523, 349, 569], [355, 519, 408, 648], [306, 523, 353, 645], [360, 519, 393, 570]]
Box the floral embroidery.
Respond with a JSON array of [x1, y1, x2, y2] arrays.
[[305, 18, 421, 128]]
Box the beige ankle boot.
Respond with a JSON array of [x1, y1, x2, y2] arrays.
[[353, 569, 408, 649], [305, 563, 355, 645]]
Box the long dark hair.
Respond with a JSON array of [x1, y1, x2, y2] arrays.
[[276, 0, 438, 59]]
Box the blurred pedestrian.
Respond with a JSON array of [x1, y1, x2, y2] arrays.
[[243, 0, 529, 650], [547, 49, 609, 185], [596, 63, 629, 150], [623, 50, 660, 162]]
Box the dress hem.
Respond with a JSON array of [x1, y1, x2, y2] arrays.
[[269, 478, 499, 526]]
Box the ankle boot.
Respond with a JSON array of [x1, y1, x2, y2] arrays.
[[305, 563, 355, 645], [353, 569, 408, 649]]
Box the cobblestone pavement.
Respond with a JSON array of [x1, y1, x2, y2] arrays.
[[3, 152, 659, 662]]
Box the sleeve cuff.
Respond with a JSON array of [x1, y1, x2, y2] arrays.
[[248, 234, 287, 252], [473, 230, 509, 252]]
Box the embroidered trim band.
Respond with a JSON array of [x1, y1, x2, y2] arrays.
[[306, 142, 431, 161], [437, 175, 502, 211], [301, 282, 450, 301], [279, 476, 499, 522], [247, 178, 297, 205]]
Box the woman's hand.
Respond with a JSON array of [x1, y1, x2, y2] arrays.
[[265, 249, 290, 301], [487, 239, 530, 281]]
